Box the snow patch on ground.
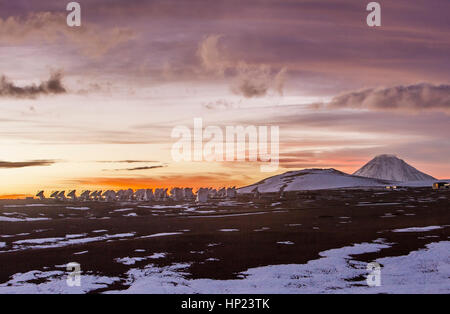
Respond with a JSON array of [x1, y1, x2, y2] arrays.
[[277, 241, 294, 245], [0, 270, 119, 294], [108, 240, 450, 294], [113, 208, 134, 212], [185, 211, 270, 218], [139, 205, 187, 209], [357, 202, 401, 206], [392, 226, 443, 233], [73, 251, 88, 255], [3, 204, 48, 208], [149, 253, 167, 259], [139, 232, 183, 239], [9, 233, 136, 252], [2, 240, 449, 293], [115, 253, 168, 265], [14, 237, 66, 245], [115, 257, 148, 265], [0, 216, 50, 222], [66, 207, 90, 210]]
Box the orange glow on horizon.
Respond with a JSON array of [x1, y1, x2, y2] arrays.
[[67, 175, 249, 192], [0, 194, 33, 200]]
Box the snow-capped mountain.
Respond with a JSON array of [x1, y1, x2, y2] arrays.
[[353, 154, 436, 182], [238, 168, 393, 194]]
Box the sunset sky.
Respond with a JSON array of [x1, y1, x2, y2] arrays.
[[0, 0, 449, 198]]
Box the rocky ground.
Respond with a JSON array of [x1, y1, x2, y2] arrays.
[[0, 188, 449, 293]]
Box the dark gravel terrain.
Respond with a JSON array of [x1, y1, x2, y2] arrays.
[[0, 188, 448, 293]]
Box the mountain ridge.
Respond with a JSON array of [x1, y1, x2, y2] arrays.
[[238, 168, 393, 193], [238, 155, 438, 193], [353, 154, 436, 182]]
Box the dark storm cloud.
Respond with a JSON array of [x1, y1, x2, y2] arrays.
[[0, 72, 66, 98], [263, 110, 450, 137], [121, 165, 166, 171], [231, 64, 287, 98], [324, 83, 450, 113], [0, 160, 56, 168], [98, 160, 161, 164], [197, 35, 288, 98], [2, 0, 448, 92], [0, 11, 136, 57], [99, 160, 167, 172], [103, 165, 166, 172]]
